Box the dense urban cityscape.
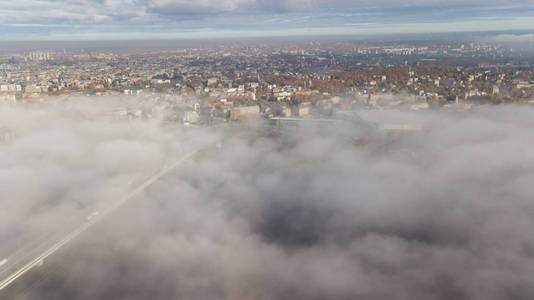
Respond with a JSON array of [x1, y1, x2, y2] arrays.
[[2, 37, 534, 126]]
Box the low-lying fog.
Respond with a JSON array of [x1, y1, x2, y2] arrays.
[[2, 97, 534, 300]]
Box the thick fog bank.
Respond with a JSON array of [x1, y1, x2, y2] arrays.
[[3, 100, 534, 300], [0, 98, 214, 256]]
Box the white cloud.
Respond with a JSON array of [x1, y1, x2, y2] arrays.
[[0, 0, 533, 25], [3, 98, 534, 299]]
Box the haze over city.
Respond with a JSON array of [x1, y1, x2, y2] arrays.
[[1, 1, 534, 300]]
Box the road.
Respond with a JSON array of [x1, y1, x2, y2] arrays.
[[0, 150, 199, 292]]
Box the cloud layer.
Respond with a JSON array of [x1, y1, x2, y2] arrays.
[[1, 0, 534, 26], [2, 0, 534, 39], [3, 98, 534, 299]]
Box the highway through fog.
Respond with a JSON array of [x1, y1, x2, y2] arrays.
[[0, 150, 199, 293]]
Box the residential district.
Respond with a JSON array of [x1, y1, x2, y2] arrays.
[[1, 39, 534, 124]]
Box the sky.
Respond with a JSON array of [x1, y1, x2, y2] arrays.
[[1, 0, 534, 40]]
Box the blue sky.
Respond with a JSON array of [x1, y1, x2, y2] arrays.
[[1, 0, 534, 40]]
